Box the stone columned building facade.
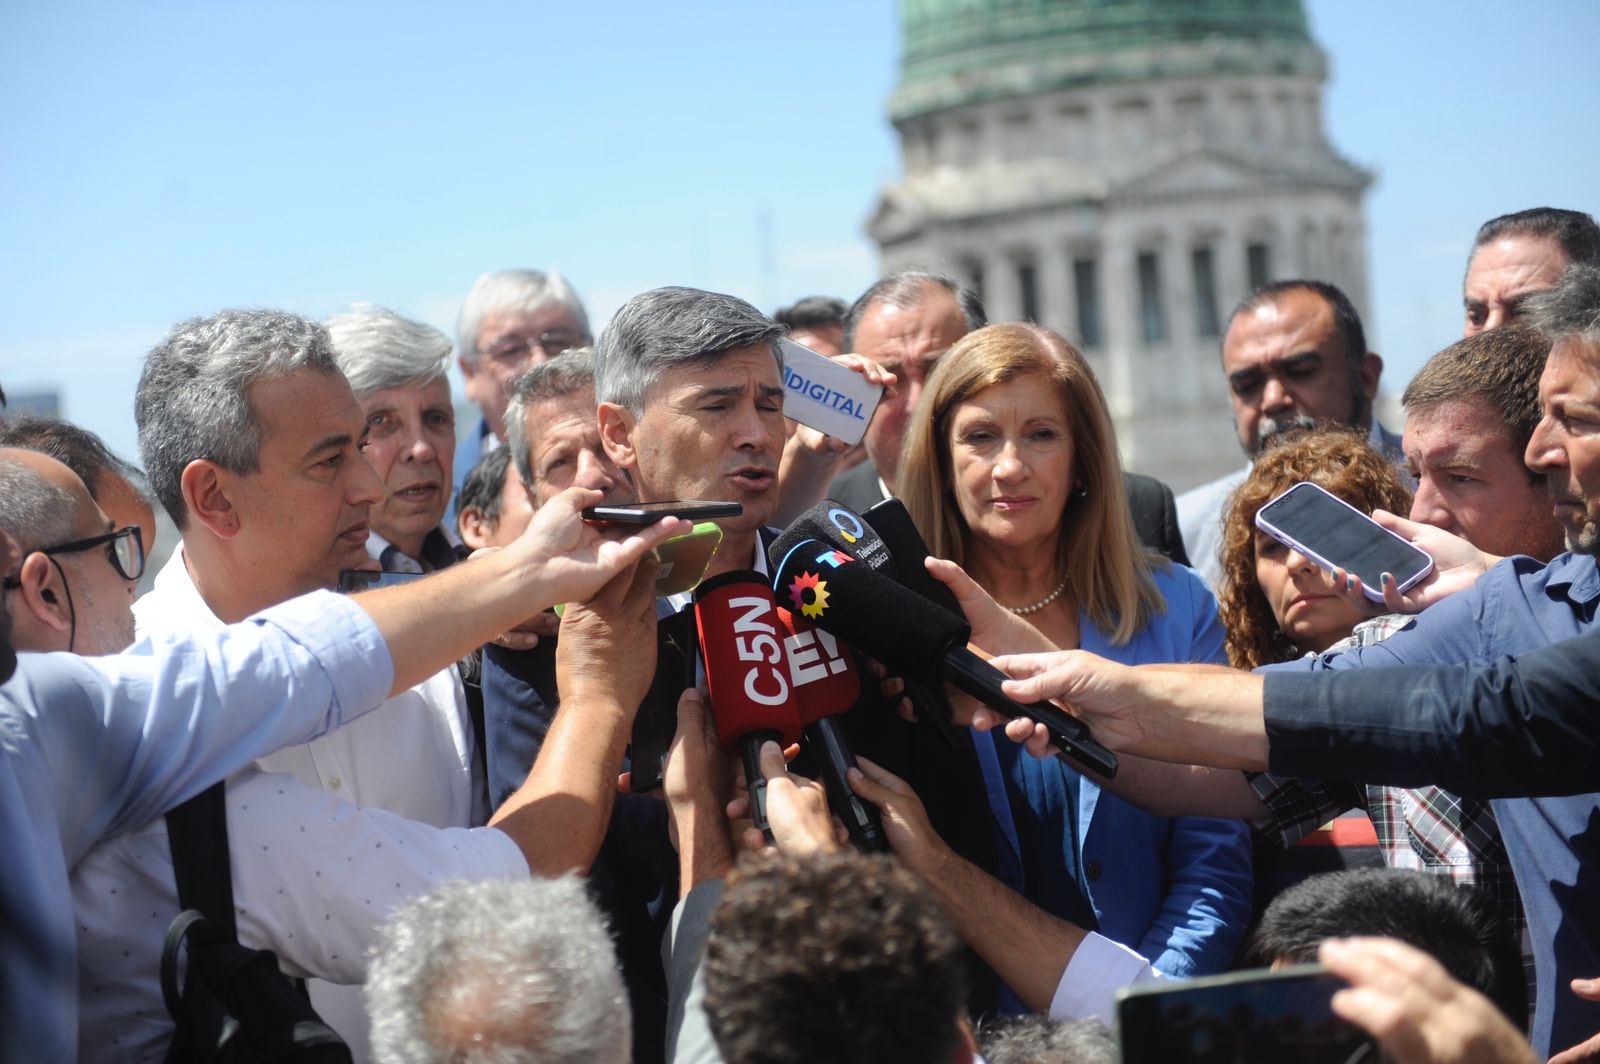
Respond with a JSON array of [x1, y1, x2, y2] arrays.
[[868, 0, 1372, 489]]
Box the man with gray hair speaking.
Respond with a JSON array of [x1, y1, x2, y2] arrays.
[[596, 287, 787, 579]]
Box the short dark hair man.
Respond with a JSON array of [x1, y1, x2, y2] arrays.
[[1245, 869, 1525, 1029], [455, 447, 533, 550], [1463, 207, 1600, 337], [1402, 324, 1565, 561], [704, 853, 977, 1064], [1177, 279, 1395, 588], [774, 295, 849, 357]]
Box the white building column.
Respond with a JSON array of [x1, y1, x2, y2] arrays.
[[1040, 241, 1073, 341], [984, 247, 1019, 324], [1100, 227, 1137, 420]]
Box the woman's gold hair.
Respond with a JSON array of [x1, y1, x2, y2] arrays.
[[898, 322, 1164, 645]]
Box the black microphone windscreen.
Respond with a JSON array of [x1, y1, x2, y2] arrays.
[[768, 499, 897, 577], [771, 538, 969, 683], [861, 497, 964, 618]]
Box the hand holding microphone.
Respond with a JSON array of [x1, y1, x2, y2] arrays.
[[774, 606, 889, 853], [770, 537, 1118, 780]]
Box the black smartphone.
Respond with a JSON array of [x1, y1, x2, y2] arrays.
[[1116, 963, 1377, 1063], [1255, 481, 1433, 603], [582, 500, 743, 525], [337, 569, 427, 593]]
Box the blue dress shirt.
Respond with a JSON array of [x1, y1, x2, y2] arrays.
[[0, 590, 391, 1062], [1261, 551, 1600, 1056]]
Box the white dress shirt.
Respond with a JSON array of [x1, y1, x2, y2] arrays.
[[72, 766, 526, 1061], [1048, 932, 1166, 1026], [125, 547, 487, 1059], [2, 590, 391, 1063], [133, 547, 481, 828]]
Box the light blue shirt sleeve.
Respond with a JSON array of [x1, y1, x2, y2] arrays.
[[21, 588, 392, 866], [0, 588, 391, 1061]]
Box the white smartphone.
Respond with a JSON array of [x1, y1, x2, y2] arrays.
[[779, 339, 884, 446], [1255, 481, 1433, 603]]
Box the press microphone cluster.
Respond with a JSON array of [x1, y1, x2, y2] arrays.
[[693, 570, 888, 852], [768, 514, 1119, 781]]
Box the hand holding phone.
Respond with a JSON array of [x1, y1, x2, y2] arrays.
[[1117, 963, 1377, 1063], [779, 339, 885, 446], [1255, 482, 1434, 603]]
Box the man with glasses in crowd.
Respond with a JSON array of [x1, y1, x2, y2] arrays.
[[0, 447, 141, 656], [452, 269, 592, 500]]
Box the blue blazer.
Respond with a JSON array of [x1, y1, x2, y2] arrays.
[[976, 563, 1253, 980]]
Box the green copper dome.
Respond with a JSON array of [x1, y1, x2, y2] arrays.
[[893, 0, 1324, 121]]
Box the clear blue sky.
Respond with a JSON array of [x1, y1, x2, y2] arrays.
[[2, 0, 1596, 462]]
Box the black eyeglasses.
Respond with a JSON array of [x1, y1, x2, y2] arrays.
[[2, 525, 145, 588]]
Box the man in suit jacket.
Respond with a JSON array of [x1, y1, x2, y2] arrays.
[[1176, 280, 1400, 588], [484, 288, 999, 1062], [824, 270, 1189, 564]]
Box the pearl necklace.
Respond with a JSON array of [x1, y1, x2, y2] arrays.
[[1003, 574, 1070, 616]]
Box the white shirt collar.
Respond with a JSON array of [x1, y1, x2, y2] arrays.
[[133, 541, 225, 639]]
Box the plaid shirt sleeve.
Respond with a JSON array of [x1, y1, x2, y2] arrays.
[[1246, 613, 1414, 847], [1245, 771, 1367, 848]]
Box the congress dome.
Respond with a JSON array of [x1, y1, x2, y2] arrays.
[[868, 0, 1372, 492], [894, 0, 1323, 121]]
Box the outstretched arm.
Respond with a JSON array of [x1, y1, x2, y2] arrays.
[[357, 486, 686, 696], [992, 650, 1271, 769], [848, 756, 1159, 1020], [489, 557, 662, 875]]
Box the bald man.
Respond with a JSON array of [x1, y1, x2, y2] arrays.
[[0, 448, 139, 655]]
